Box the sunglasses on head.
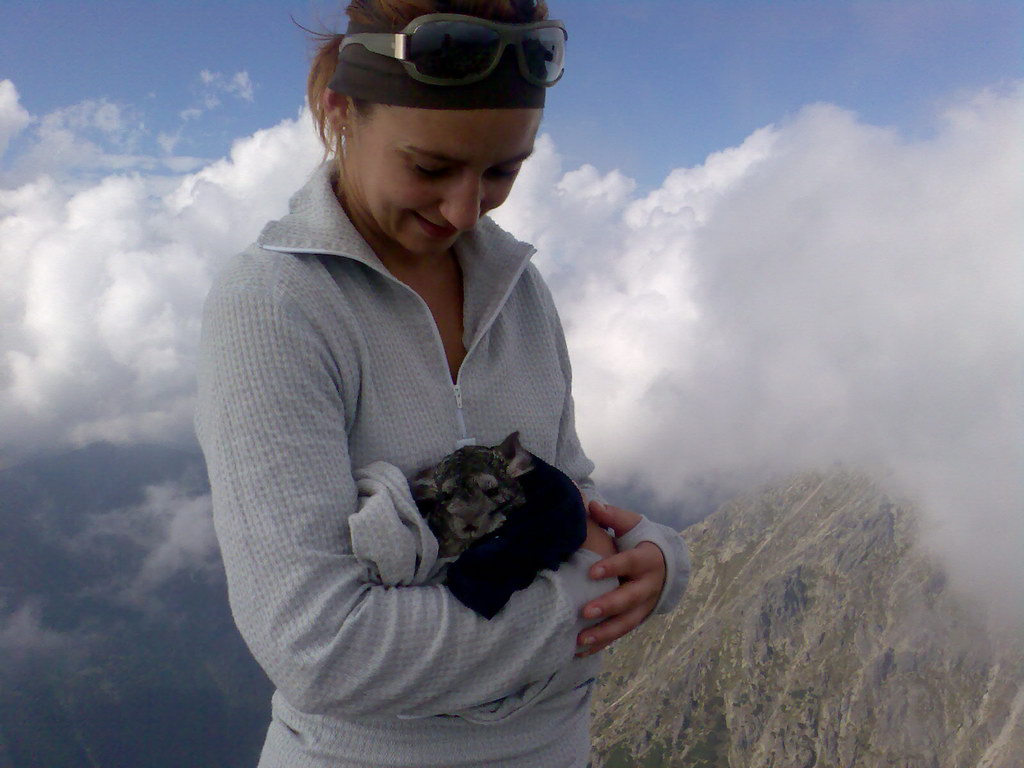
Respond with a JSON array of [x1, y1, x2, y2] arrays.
[[339, 13, 567, 87]]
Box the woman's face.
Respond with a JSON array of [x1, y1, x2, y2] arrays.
[[327, 94, 542, 265]]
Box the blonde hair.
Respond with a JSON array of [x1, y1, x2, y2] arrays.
[[305, 0, 550, 160]]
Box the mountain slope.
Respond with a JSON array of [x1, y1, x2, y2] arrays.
[[591, 471, 1024, 768]]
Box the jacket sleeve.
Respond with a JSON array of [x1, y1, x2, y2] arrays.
[[533, 268, 691, 617], [528, 270, 604, 506], [195, 269, 614, 721]]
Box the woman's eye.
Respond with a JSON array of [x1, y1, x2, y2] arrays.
[[414, 164, 519, 180], [486, 166, 519, 179]]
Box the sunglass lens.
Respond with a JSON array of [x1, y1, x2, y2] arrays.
[[408, 21, 502, 79], [521, 27, 565, 83]]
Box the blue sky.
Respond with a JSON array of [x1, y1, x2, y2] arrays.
[[2, 0, 1020, 190]]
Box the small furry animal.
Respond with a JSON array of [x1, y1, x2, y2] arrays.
[[411, 432, 535, 558]]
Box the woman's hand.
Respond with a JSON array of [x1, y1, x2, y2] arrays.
[[575, 501, 667, 657], [580, 515, 617, 558]]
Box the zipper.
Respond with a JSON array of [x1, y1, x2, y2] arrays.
[[447, 255, 533, 450], [409, 301, 476, 450], [260, 243, 531, 452], [452, 383, 476, 449], [400, 287, 478, 451]]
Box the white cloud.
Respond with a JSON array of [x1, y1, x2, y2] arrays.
[[0, 599, 70, 661], [230, 71, 256, 103], [1, 70, 261, 180], [0, 102, 323, 455], [132, 487, 218, 593], [197, 69, 256, 106], [0, 79, 32, 159], [499, 90, 1022, 489], [159, 70, 258, 154], [498, 83, 1024, 622], [65, 482, 220, 608], [157, 129, 181, 154], [0, 93, 213, 183]]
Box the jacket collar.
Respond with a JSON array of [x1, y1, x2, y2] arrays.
[[257, 163, 537, 345]]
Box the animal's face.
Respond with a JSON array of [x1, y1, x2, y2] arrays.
[[437, 469, 522, 548], [412, 432, 534, 558]]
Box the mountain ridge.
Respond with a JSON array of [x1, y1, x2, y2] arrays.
[[591, 470, 1024, 768]]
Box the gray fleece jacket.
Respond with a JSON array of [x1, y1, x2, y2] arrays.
[[195, 163, 690, 767]]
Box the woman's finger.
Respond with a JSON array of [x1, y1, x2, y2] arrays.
[[582, 582, 657, 622], [582, 575, 655, 620], [575, 604, 653, 656], [588, 541, 663, 581], [586, 501, 642, 537], [583, 550, 664, 622]]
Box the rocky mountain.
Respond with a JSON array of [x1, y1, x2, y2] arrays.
[[590, 471, 1024, 768]]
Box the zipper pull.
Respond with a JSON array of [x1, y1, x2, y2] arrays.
[[452, 384, 477, 448]]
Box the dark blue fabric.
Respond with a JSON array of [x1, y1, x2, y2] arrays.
[[445, 454, 588, 619]]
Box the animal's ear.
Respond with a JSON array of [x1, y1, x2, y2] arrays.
[[411, 466, 438, 501], [498, 431, 534, 477]]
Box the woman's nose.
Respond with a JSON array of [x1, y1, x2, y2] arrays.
[[440, 174, 484, 232]]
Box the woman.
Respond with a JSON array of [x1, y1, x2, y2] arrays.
[[196, 1, 690, 766]]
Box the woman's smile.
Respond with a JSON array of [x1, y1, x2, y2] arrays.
[[413, 211, 458, 239]]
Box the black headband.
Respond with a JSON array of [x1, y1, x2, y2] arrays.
[[328, 20, 547, 110]]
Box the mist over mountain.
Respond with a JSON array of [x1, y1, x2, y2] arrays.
[[0, 443, 271, 768], [591, 471, 1024, 768]]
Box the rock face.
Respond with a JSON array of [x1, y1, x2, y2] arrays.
[[591, 471, 1024, 768]]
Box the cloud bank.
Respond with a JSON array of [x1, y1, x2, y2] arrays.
[[1, 78, 1021, 619], [500, 84, 1024, 620], [0, 80, 323, 456]]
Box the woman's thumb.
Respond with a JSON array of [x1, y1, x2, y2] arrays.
[[587, 499, 608, 517], [587, 500, 640, 536]]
